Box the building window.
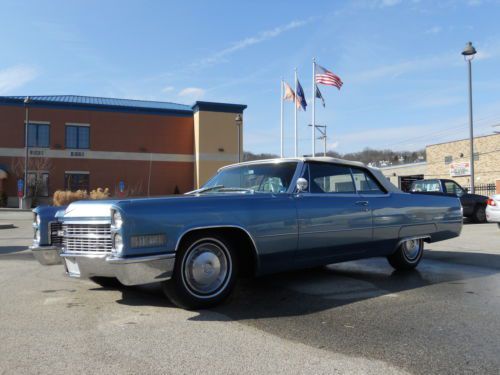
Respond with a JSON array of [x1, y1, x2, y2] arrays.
[[65, 173, 90, 191], [27, 172, 49, 197], [66, 125, 90, 149], [473, 152, 479, 161], [444, 155, 453, 164], [27, 123, 50, 148]]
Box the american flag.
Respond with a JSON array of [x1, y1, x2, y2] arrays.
[[315, 64, 343, 90]]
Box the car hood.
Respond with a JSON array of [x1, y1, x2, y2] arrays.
[[64, 199, 119, 219]]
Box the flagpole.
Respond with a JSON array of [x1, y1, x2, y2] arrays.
[[312, 58, 316, 157], [280, 78, 284, 158], [294, 68, 298, 157]]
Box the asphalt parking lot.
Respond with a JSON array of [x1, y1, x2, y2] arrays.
[[0, 211, 499, 375]]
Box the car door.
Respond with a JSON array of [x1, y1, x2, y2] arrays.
[[350, 166, 398, 255], [442, 180, 473, 216], [294, 162, 373, 266]]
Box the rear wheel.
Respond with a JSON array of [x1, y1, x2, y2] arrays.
[[472, 205, 487, 223], [387, 238, 424, 270], [162, 234, 237, 309]]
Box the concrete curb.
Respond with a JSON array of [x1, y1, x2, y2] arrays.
[[0, 208, 32, 212]]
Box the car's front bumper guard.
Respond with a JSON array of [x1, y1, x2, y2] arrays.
[[60, 252, 176, 286], [30, 245, 62, 265]]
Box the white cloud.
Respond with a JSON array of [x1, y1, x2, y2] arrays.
[[194, 18, 313, 67], [425, 26, 442, 34], [351, 53, 454, 83], [379, 0, 402, 7], [466, 0, 482, 6], [0, 65, 38, 94], [178, 87, 205, 100], [161, 86, 175, 93]]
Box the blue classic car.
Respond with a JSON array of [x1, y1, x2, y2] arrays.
[[32, 158, 462, 309]]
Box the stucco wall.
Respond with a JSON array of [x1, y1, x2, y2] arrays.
[[194, 111, 242, 188]]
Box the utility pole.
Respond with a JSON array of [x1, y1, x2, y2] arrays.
[[308, 124, 327, 156]]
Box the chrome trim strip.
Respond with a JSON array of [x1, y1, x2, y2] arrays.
[[63, 234, 110, 239], [396, 236, 431, 249], [61, 253, 107, 259], [174, 225, 260, 272], [30, 245, 60, 251], [106, 253, 175, 264]]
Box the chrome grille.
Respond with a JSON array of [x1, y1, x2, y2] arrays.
[[63, 224, 112, 253], [49, 222, 63, 247]]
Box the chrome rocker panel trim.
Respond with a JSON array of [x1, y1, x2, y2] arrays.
[[60, 252, 176, 286], [30, 245, 62, 265]]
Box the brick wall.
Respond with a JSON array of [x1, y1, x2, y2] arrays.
[[426, 133, 500, 187]]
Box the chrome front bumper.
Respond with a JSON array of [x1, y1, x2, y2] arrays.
[[30, 245, 62, 265], [60, 252, 176, 286]]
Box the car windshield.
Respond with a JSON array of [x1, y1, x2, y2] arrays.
[[199, 162, 298, 194], [410, 180, 441, 192]]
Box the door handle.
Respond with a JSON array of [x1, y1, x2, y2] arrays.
[[355, 201, 369, 206]]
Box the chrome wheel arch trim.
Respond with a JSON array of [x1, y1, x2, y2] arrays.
[[174, 225, 261, 273]]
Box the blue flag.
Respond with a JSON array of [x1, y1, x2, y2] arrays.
[[295, 79, 307, 111]]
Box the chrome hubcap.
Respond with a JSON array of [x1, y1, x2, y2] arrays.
[[183, 240, 230, 297], [402, 239, 421, 261]]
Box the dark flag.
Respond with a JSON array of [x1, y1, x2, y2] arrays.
[[295, 79, 307, 111], [315, 85, 325, 108]]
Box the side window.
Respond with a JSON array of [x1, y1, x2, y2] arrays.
[[350, 167, 387, 194], [444, 181, 464, 195], [65, 173, 90, 191], [411, 180, 440, 192], [308, 163, 356, 194], [27, 123, 50, 148]]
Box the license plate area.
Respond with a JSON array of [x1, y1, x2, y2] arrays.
[[64, 257, 81, 277]]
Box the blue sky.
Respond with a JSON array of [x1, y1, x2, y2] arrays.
[[1, 0, 500, 155]]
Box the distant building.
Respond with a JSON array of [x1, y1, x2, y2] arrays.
[[380, 133, 500, 194], [0, 95, 246, 206]]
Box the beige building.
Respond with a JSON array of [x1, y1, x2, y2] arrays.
[[380, 133, 500, 194], [379, 162, 427, 191], [426, 133, 500, 189]]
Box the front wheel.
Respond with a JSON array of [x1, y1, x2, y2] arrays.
[[387, 238, 424, 270], [162, 234, 237, 309]]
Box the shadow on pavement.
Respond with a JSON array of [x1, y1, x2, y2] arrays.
[[113, 250, 500, 320], [0, 245, 29, 255]]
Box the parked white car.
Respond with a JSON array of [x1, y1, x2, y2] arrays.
[[486, 194, 500, 229]]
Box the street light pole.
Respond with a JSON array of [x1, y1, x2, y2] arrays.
[[23, 96, 31, 209], [462, 42, 477, 194], [235, 114, 242, 163]]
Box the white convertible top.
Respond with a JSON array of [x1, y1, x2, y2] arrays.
[[219, 157, 402, 193]]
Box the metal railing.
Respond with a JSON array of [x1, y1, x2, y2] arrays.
[[465, 183, 496, 197]]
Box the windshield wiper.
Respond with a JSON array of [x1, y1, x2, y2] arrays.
[[185, 185, 224, 195]]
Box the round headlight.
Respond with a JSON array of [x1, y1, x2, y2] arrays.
[[113, 233, 123, 254], [34, 228, 41, 243], [112, 210, 123, 229]]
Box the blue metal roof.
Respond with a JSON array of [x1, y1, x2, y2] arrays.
[[0, 95, 247, 117], [0, 95, 193, 116]]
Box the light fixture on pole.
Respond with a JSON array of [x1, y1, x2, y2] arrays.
[[23, 96, 31, 209], [462, 41, 477, 194], [235, 114, 243, 163]]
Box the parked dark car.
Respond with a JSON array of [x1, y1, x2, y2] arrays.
[[410, 179, 488, 222]]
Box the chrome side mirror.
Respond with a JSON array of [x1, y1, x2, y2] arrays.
[[296, 178, 308, 193]]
